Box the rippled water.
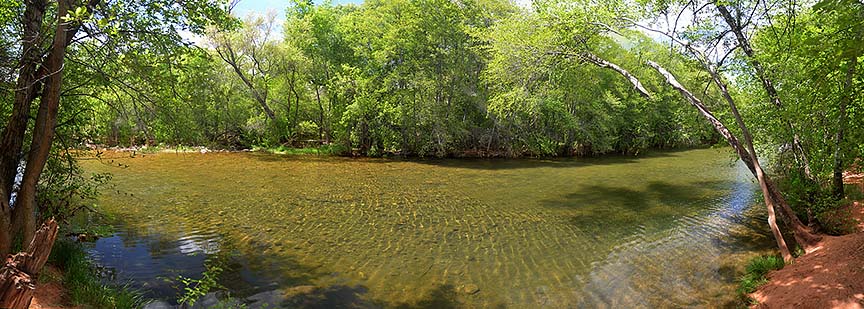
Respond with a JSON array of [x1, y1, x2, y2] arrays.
[[78, 148, 775, 307]]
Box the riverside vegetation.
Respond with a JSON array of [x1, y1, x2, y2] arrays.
[[0, 0, 862, 307]]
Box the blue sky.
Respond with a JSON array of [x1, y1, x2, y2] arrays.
[[222, 0, 680, 51], [226, 1, 367, 42], [233, 0, 364, 18]]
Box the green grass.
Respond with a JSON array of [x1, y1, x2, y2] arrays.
[[48, 240, 144, 308], [255, 144, 348, 156], [737, 255, 785, 298]]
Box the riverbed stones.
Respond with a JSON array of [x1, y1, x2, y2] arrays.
[[143, 300, 172, 309], [462, 283, 480, 294], [246, 289, 288, 307]]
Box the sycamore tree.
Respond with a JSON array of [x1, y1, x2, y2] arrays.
[[0, 0, 233, 257], [285, 0, 355, 144], [747, 0, 863, 201], [487, 0, 826, 260], [482, 1, 716, 155], [619, 0, 864, 259]]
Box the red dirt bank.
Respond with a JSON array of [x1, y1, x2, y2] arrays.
[[750, 172, 864, 308], [30, 266, 75, 309]]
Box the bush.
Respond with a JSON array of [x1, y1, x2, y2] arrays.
[[296, 121, 320, 140], [777, 171, 859, 235]]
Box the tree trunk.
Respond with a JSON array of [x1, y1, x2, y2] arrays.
[[0, 219, 59, 309], [215, 43, 277, 121], [646, 61, 793, 259], [0, 0, 47, 202], [716, 4, 814, 179], [706, 64, 794, 262], [0, 196, 11, 258], [315, 86, 324, 141], [232, 64, 277, 121], [12, 0, 70, 245], [288, 69, 301, 133], [550, 51, 652, 99], [756, 163, 793, 262], [833, 55, 856, 199], [618, 25, 815, 243]]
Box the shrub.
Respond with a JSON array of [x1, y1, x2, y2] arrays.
[[777, 171, 858, 235]]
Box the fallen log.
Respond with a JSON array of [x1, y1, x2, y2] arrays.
[[0, 218, 59, 309]]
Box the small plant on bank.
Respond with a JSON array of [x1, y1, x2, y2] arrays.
[[48, 240, 144, 308], [737, 255, 785, 297], [177, 255, 226, 306]]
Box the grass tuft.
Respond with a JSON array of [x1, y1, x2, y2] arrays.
[[737, 255, 785, 297], [49, 240, 144, 308]]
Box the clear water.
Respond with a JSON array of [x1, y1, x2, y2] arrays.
[[79, 148, 774, 307]]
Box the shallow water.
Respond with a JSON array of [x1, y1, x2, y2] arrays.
[[79, 148, 774, 307]]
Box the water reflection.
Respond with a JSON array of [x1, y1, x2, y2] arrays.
[[80, 149, 772, 307]]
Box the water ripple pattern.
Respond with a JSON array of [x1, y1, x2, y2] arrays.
[[80, 149, 773, 307]]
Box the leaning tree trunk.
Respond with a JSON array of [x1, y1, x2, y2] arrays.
[[0, 219, 59, 309], [691, 48, 820, 251], [578, 49, 820, 253], [713, 65, 795, 262], [214, 40, 277, 121], [646, 61, 793, 260], [621, 21, 820, 248]]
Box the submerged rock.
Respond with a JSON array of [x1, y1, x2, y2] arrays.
[[143, 300, 173, 309], [462, 284, 480, 295], [247, 290, 288, 308]]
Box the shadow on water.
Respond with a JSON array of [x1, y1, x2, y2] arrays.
[[80, 148, 771, 307], [236, 148, 703, 171], [409, 150, 685, 171], [543, 180, 733, 230], [90, 216, 474, 308], [84, 215, 327, 303], [252, 283, 470, 309], [391, 284, 466, 309], [263, 285, 375, 308]]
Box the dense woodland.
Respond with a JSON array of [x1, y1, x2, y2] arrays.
[[0, 0, 862, 305], [85, 0, 727, 157]]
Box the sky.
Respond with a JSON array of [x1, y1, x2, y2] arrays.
[[197, 0, 694, 55], [232, 0, 532, 18], [225, 0, 531, 43], [232, 0, 363, 19]]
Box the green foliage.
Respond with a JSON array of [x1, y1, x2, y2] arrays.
[[177, 255, 226, 306], [746, 0, 864, 185], [77, 0, 718, 157], [48, 240, 144, 308], [737, 255, 785, 296], [779, 171, 860, 235], [846, 184, 864, 201], [816, 204, 859, 236], [37, 150, 112, 221], [483, 8, 717, 156]]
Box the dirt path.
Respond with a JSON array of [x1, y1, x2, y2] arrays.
[[30, 266, 74, 309], [750, 172, 864, 308]]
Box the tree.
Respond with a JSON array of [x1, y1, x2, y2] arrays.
[[210, 12, 281, 123], [0, 0, 232, 257], [624, 0, 829, 256]]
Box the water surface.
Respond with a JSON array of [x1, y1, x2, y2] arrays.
[[80, 148, 774, 307]]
